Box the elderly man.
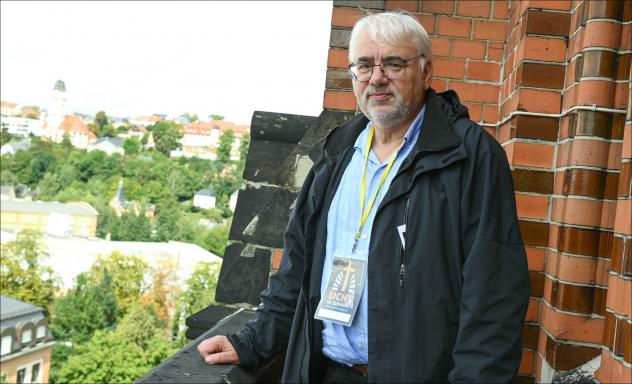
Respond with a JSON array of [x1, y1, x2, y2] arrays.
[[199, 10, 530, 383]]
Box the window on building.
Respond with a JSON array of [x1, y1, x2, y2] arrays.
[[17, 368, 26, 384], [30, 363, 40, 384], [21, 329, 32, 346], [0, 335, 12, 356], [36, 325, 46, 341]]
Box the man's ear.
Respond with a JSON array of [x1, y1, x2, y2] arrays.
[[423, 59, 433, 90]]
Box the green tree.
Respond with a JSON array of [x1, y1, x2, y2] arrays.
[[49, 272, 119, 344], [89, 111, 117, 138], [85, 252, 149, 315], [123, 137, 141, 155], [0, 230, 59, 311], [53, 304, 174, 384], [239, 133, 250, 162], [151, 121, 183, 156], [61, 132, 73, 149], [208, 114, 224, 121], [195, 223, 230, 257], [217, 129, 235, 164], [1, 128, 15, 147], [172, 261, 221, 345], [110, 211, 152, 241], [181, 112, 198, 123]]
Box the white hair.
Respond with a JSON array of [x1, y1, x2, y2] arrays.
[[348, 10, 432, 69]]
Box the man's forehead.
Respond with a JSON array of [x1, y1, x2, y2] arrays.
[[350, 31, 416, 60]]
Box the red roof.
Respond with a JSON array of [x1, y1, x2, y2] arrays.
[[0, 100, 18, 109], [59, 115, 96, 139], [184, 120, 249, 136]]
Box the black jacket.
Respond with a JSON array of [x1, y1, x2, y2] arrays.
[[228, 89, 530, 383]]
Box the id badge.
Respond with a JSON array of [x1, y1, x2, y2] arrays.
[[315, 254, 367, 326]]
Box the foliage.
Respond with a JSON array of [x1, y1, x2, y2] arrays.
[[208, 114, 224, 120], [217, 129, 235, 164], [141, 257, 179, 324], [1, 128, 16, 147], [85, 252, 149, 316], [52, 304, 175, 384], [181, 112, 198, 123], [123, 137, 141, 155], [195, 223, 230, 257], [110, 211, 152, 241], [88, 111, 117, 137], [49, 272, 119, 344], [150, 120, 183, 156], [172, 261, 221, 346], [0, 230, 59, 312]]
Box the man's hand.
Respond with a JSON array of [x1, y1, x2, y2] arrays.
[[197, 335, 240, 365]]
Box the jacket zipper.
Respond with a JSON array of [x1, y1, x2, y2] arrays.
[[400, 196, 409, 288]]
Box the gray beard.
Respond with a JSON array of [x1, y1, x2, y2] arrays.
[[360, 88, 410, 130]]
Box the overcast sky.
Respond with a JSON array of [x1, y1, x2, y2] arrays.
[[1, 1, 334, 125]]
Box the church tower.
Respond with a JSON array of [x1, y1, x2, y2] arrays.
[[45, 79, 67, 133]]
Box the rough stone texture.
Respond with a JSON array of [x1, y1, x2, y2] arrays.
[[216, 109, 355, 306], [215, 243, 271, 306], [552, 368, 597, 384], [185, 305, 239, 340], [136, 309, 283, 384]]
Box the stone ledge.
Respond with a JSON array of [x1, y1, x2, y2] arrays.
[[136, 308, 283, 384]]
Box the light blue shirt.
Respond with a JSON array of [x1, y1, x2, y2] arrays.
[[320, 106, 425, 365]]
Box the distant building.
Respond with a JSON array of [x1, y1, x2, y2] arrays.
[[129, 115, 163, 128], [44, 80, 67, 134], [55, 115, 96, 149], [0, 186, 15, 201], [177, 120, 249, 160], [0, 229, 222, 288], [0, 295, 55, 384], [0, 100, 20, 117], [0, 116, 45, 137], [193, 187, 216, 210], [20, 106, 41, 119], [0, 137, 31, 156], [118, 124, 146, 140], [229, 190, 239, 212], [0, 200, 98, 237], [109, 179, 155, 218], [87, 137, 125, 155]]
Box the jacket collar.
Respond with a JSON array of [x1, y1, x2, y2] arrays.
[[309, 89, 462, 165]]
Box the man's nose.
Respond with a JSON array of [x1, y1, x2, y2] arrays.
[[369, 65, 388, 86]]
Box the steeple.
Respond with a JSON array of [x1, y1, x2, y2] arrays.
[[114, 178, 126, 203], [53, 79, 66, 92]]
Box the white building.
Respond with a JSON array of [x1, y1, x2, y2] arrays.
[[0, 138, 32, 156], [0, 229, 222, 288], [0, 116, 46, 137], [193, 187, 216, 210], [87, 137, 125, 156], [44, 80, 67, 135]]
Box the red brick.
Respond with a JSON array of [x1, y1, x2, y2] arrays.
[[331, 7, 364, 28], [323, 90, 356, 111], [493, 0, 510, 19], [271, 249, 283, 270], [431, 78, 448, 92], [433, 57, 466, 78], [456, 0, 490, 18], [621, 23, 631, 50], [385, 0, 419, 12], [487, 41, 504, 61], [473, 20, 508, 40], [431, 36, 451, 57], [420, 0, 455, 15], [327, 48, 349, 69], [416, 14, 436, 34], [519, 350, 535, 375], [521, 36, 567, 62], [583, 21, 622, 50], [528, 0, 571, 11], [482, 103, 499, 124], [576, 80, 616, 108], [466, 60, 501, 82], [451, 39, 486, 59], [437, 16, 471, 38], [449, 81, 499, 103], [463, 102, 483, 122], [517, 88, 561, 114]]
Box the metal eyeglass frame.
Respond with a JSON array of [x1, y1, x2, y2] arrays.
[[348, 54, 425, 82]]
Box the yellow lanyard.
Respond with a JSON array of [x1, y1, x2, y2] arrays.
[[353, 125, 402, 253]]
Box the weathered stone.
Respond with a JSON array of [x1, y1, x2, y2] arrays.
[[215, 243, 271, 305], [185, 304, 239, 340], [229, 184, 278, 243], [136, 308, 284, 384]]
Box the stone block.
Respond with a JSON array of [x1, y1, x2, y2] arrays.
[[215, 243, 271, 305]]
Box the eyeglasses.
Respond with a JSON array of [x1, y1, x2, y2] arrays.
[[348, 54, 424, 82]]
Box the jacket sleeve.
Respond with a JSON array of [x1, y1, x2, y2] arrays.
[[448, 124, 531, 382], [226, 167, 316, 367]]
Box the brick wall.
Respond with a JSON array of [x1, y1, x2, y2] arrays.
[[323, 1, 631, 382]]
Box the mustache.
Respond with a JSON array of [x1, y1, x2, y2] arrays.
[[364, 86, 392, 94]]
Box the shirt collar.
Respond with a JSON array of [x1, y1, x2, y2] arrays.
[[354, 105, 426, 153]]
